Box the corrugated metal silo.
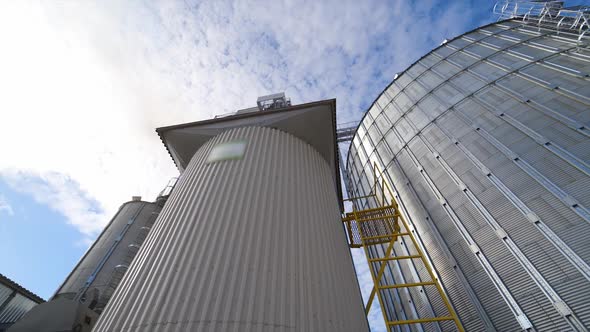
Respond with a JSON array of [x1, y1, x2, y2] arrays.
[[53, 199, 162, 311], [93, 100, 368, 331], [8, 199, 163, 332], [345, 9, 590, 332]]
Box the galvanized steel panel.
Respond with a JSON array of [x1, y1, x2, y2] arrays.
[[0, 284, 12, 307], [346, 17, 590, 331], [0, 294, 36, 323]]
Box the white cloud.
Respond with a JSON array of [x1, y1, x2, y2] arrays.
[[2, 170, 105, 237], [0, 1, 184, 235], [0, 0, 486, 235], [0, 194, 14, 217]]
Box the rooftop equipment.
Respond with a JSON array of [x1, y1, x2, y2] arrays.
[[256, 92, 291, 111]]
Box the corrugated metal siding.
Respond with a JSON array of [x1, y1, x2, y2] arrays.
[[0, 277, 43, 326], [0, 294, 37, 324], [0, 285, 12, 307], [94, 126, 368, 332], [346, 17, 590, 331]]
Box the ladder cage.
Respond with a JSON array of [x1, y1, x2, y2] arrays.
[[343, 162, 464, 332]]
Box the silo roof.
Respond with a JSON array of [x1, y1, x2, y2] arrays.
[[156, 99, 343, 210]]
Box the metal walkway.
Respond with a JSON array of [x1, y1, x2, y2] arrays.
[[343, 163, 464, 332]]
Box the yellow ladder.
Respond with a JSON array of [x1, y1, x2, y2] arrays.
[[343, 163, 464, 332]]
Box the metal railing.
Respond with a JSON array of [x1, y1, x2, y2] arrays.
[[494, 1, 590, 42]]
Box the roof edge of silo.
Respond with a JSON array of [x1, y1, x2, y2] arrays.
[[155, 99, 343, 210], [345, 18, 517, 169]]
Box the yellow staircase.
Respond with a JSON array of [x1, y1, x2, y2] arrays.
[[343, 163, 464, 332]]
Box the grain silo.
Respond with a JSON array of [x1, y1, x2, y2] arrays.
[[344, 2, 590, 331], [8, 195, 168, 332], [92, 96, 369, 331]]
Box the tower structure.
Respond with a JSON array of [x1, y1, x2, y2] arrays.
[[344, 4, 590, 332], [93, 98, 369, 331]]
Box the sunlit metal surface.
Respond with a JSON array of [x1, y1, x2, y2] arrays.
[[346, 15, 590, 331]]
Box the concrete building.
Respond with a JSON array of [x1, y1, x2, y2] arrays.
[[92, 97, 369, 331], [345, 4, 590, 332]]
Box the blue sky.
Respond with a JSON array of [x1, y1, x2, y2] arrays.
[[0, 0, 528, 330], [0, 177, 91, 299]]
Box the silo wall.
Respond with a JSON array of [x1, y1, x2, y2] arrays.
[[93, 126, 368, 332], [55, 200, 161, 311], [8, 200, 163, 332], [346, 18, 590, 331]]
